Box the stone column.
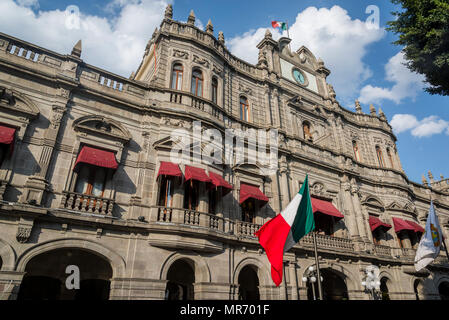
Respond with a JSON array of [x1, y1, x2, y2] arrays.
[[21, 89, 69, 205], [350, 184, 369, 242], [271, 88, 281, 128], [341, 181, 361, 241], [288, 261, 299, 300]]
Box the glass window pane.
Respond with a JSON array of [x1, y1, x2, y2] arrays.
[[198, 80, 202, 97], [92, 168, 106, 197], [75, 165, 90, 194]]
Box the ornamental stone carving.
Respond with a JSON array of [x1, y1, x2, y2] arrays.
[[193, 55, 210, 68], [173, 49, 189, 60], [16, 226, 32, 243]]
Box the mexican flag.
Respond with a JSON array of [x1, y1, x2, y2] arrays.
[[271, 21, 287, 31], [255, 175, 315, 286]]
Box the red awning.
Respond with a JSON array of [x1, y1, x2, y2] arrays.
[[240, 183, 269, 204], [184, 165, 211, 183], [0, 125, 16, 145], [209, 172, 233, 193], [311, 197, 344, 219], [392, 217, 423, 234], [369, 216, 392, 232], [74, 146, 118, 170], [407, 220, 425, 234], [157, 161, 182, 178]]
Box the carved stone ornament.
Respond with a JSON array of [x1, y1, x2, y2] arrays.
[[193, 55, 210, 68], [239, 83, 253, 95], [173, 49, 189, 60], [212, 64, 223, 75], [311, 182, 325, 196], [288, 95, 302, 105], [16, 226, 32, 243]]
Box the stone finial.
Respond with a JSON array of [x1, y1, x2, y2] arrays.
[[164, 4, 173, 19], [355, 100, 362, 113], [265, 29, 272, 39], [369, 104, 376, 116], [441, 174, 445, 180], [317, 58, 324, 67], [152, 27, 158, 39], [378, 107, 386, 120], [187, 10, 195, 25], [422, 175, 428, 185], [71, 40, 82, 58], [206, 19, 213, 34], [428, 170, 434, 182], [218, 31, 225, 44], [129, 71, 135, 79], [328, 84, 336, 102]]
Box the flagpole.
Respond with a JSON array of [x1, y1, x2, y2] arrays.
[[312, 231, 324, 300], [286, 19, 292, 52]]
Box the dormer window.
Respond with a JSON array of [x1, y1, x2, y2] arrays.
[[303, 121, 312, 141]]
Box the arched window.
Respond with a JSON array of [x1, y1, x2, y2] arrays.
[[211, 77, 218, 104], [240, 96, 250, 122], [303, 121, 312, 141], [376, 146, 384, 167], [386, 148, 394, 169], [171, 63, 183, 90], [191, 68, 203, 97], [352, 141, 361, 162]]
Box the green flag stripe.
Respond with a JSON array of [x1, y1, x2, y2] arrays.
[[291, 175, 315, 242]]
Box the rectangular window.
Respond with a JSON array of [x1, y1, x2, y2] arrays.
[[75, 164, 107, 197], [241, 198, 256, 223], [159, 176, 175, 207], [184, 180, 199, 211], [209, 188, 217, 214]]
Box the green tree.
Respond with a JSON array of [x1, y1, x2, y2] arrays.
[[387, 0, 449, 96]]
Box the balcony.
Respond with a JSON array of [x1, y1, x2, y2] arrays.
[[60, 191, 114, 216], [299, 233, 355, 252], [374, 244, 392, 257]]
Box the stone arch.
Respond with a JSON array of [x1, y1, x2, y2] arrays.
[[0, 86, 40, 117], [233, 257, 271, 288], [160, 251, 211, 283], [0, 238, 16, 271], [378, 270, 399, 293], [15, 238, 126, 278], [73, 115, 132, 144], [300, 261, 359, 292], [362, 195, 385, 210]]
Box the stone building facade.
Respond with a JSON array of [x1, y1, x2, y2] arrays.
[[0, 5, 448, 300]]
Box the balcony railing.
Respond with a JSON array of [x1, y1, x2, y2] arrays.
[[374, 244, 392, 257], [60, 191, 114, 216], [236, 221, 261, 239], [299, 233, 355, 252]]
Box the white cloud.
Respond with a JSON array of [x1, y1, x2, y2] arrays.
[[359, 51, 425, 104], [391, 114, 449, 138], [0, 0, 168, 77], [228, 6, 385, 103]]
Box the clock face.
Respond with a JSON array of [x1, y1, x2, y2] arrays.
[[292, 68, 306, 85]]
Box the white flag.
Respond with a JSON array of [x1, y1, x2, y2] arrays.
[[414, 201, 443, 271]]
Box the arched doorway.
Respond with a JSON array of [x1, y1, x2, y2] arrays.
[[307, 268, 348, 300], [17, 248, 112, 300], [438, 282, 449, 300], [380, 277, 390, 300], [238, 265, 260, 300], [165, 259, 195, 300]]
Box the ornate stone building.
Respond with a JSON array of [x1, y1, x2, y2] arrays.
[[0, 5, 448, 300]]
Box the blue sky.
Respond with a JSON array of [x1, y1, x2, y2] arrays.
[[2, 0, 448, 184]]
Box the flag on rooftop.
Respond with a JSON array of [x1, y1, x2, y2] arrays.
[[271, 21, 288, 31]]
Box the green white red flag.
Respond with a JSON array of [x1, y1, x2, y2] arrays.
[[271, 21, 287, 31], [255, 175, 315, 286]]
